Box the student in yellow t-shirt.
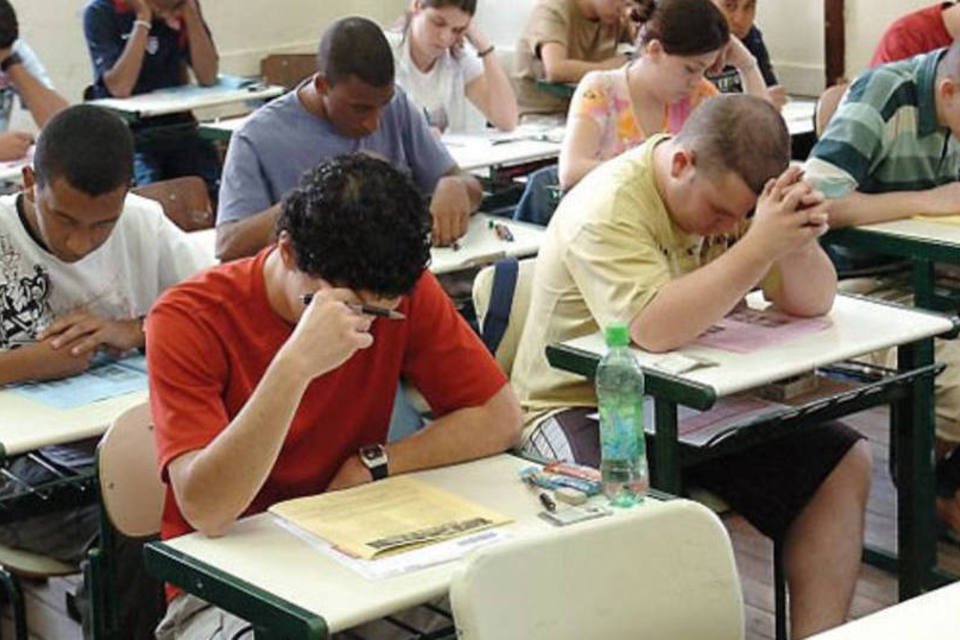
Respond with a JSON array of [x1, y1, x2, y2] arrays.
[[511, 94, 872, 639]]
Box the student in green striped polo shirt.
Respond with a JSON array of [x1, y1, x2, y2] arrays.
[[805, 41, 960, 544], [805, 42, 960, 226]]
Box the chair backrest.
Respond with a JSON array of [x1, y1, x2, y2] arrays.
[[472, 257, 537, 376], [814, 82, 849, 138], [132, 176, 213, 231], [98, 402, 165, 538], [260, 53, 317, 90], [450, 500, 744, 640]]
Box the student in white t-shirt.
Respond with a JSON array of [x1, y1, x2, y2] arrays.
[[0, 104, 212, 591], [388, 0, 518, 134]]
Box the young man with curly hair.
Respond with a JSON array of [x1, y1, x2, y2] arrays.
[[147, 153, 522, 639]]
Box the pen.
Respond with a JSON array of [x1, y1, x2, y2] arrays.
[[488, 220, 515, 242], [539, 491, 557, 513], [299, 294, 406, 320]]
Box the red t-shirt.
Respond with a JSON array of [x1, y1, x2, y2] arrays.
[[871, 2, 954, 66], [147, 247, 508, 542]]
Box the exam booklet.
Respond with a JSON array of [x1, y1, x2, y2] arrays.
[[268, 476, 512, 560]]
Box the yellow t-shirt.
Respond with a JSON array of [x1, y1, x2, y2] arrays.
[[513, 0, 628, 115], [511, 135, 745, 435]]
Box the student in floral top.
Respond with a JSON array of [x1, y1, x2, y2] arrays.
[[558, 0, 770, 190]]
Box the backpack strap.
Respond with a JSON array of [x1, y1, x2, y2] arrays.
[[481, 257, 519, 355]]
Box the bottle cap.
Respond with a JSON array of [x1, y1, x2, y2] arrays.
[[604, 323, 629, 347]]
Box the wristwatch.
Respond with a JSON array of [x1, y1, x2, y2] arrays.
[[358, 444, 389, 481], [0, 52, 22, 74]]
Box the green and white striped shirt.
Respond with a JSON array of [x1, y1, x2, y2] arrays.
[[806, 48, 960, 196]]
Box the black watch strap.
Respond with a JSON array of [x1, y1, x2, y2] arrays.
[[359, 444, 388, 481], [1, 52, 22, 74]]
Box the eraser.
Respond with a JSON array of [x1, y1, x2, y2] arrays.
[[554, 486, 588, 505]]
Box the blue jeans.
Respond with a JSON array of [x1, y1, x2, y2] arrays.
[[387, 385, 426, 442], [513, 165, 560, 226]]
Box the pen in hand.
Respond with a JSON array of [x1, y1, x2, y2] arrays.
[[299, 293, 406, 320]]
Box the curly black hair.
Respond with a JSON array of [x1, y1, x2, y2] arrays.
[[277, 154, 432, 296], [0, 0, 17, 50]]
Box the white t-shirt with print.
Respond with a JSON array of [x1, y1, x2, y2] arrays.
[[0, 192, 214, 349], [387, 29, 485, 134]]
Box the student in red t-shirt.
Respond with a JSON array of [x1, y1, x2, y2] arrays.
[[871, 2, 960, 66], [147, 153, 522, 639]]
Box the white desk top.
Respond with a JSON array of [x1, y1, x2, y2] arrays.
[[810, 581, 960, 639], [0, 387, 146, 457], [783, 98, 816, 137], [430, 214, 544, 274], [442, 129, 562, 172], [851, 218, 960, 247], [88, 77, 283, 118], [195, 215, 544, 275], [560, 292, 953, 398], [160, 454, 682, 632]]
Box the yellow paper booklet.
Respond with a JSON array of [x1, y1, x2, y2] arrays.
[[268, 476, 512, 560], [916, 214, 960, 226]]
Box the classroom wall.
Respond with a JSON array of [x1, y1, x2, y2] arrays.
[[480, 0, 930, 98], [844, 0, 928, 75], [10, 0, 939, 121], [757, 0, 930, 96], [9, 0, 406, 126]]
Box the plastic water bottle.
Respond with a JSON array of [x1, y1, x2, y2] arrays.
[[596, 323, 648, 507]]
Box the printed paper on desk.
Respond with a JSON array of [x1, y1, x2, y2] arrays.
[[693, 307, 832, 354], [916, 214, 960, 226], [268, 476, 512, 560], [11, 353, 148, 410], [275, 517, 510, 580]]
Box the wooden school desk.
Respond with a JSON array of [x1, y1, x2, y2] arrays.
[[87, 75, 283, 121], [144, 454, 686, 640], [809, 581, 960, 639], [827, 218, 960, 311], [189, 214, 546, 275], [546, 292, 956, 599]]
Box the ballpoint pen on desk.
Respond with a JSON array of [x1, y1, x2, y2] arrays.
[[538, 491, 558, 513], [520, 469, 559, 512], [488, 219, 515, 242], [298, 293, 406, 320]]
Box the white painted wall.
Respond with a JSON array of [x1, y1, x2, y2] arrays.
[[10, 0, 406, 121], [9, 0, 940, 121], [844, 0, 927, 74], [758, 0, 931, 96], [755, 2, 824, 96]]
